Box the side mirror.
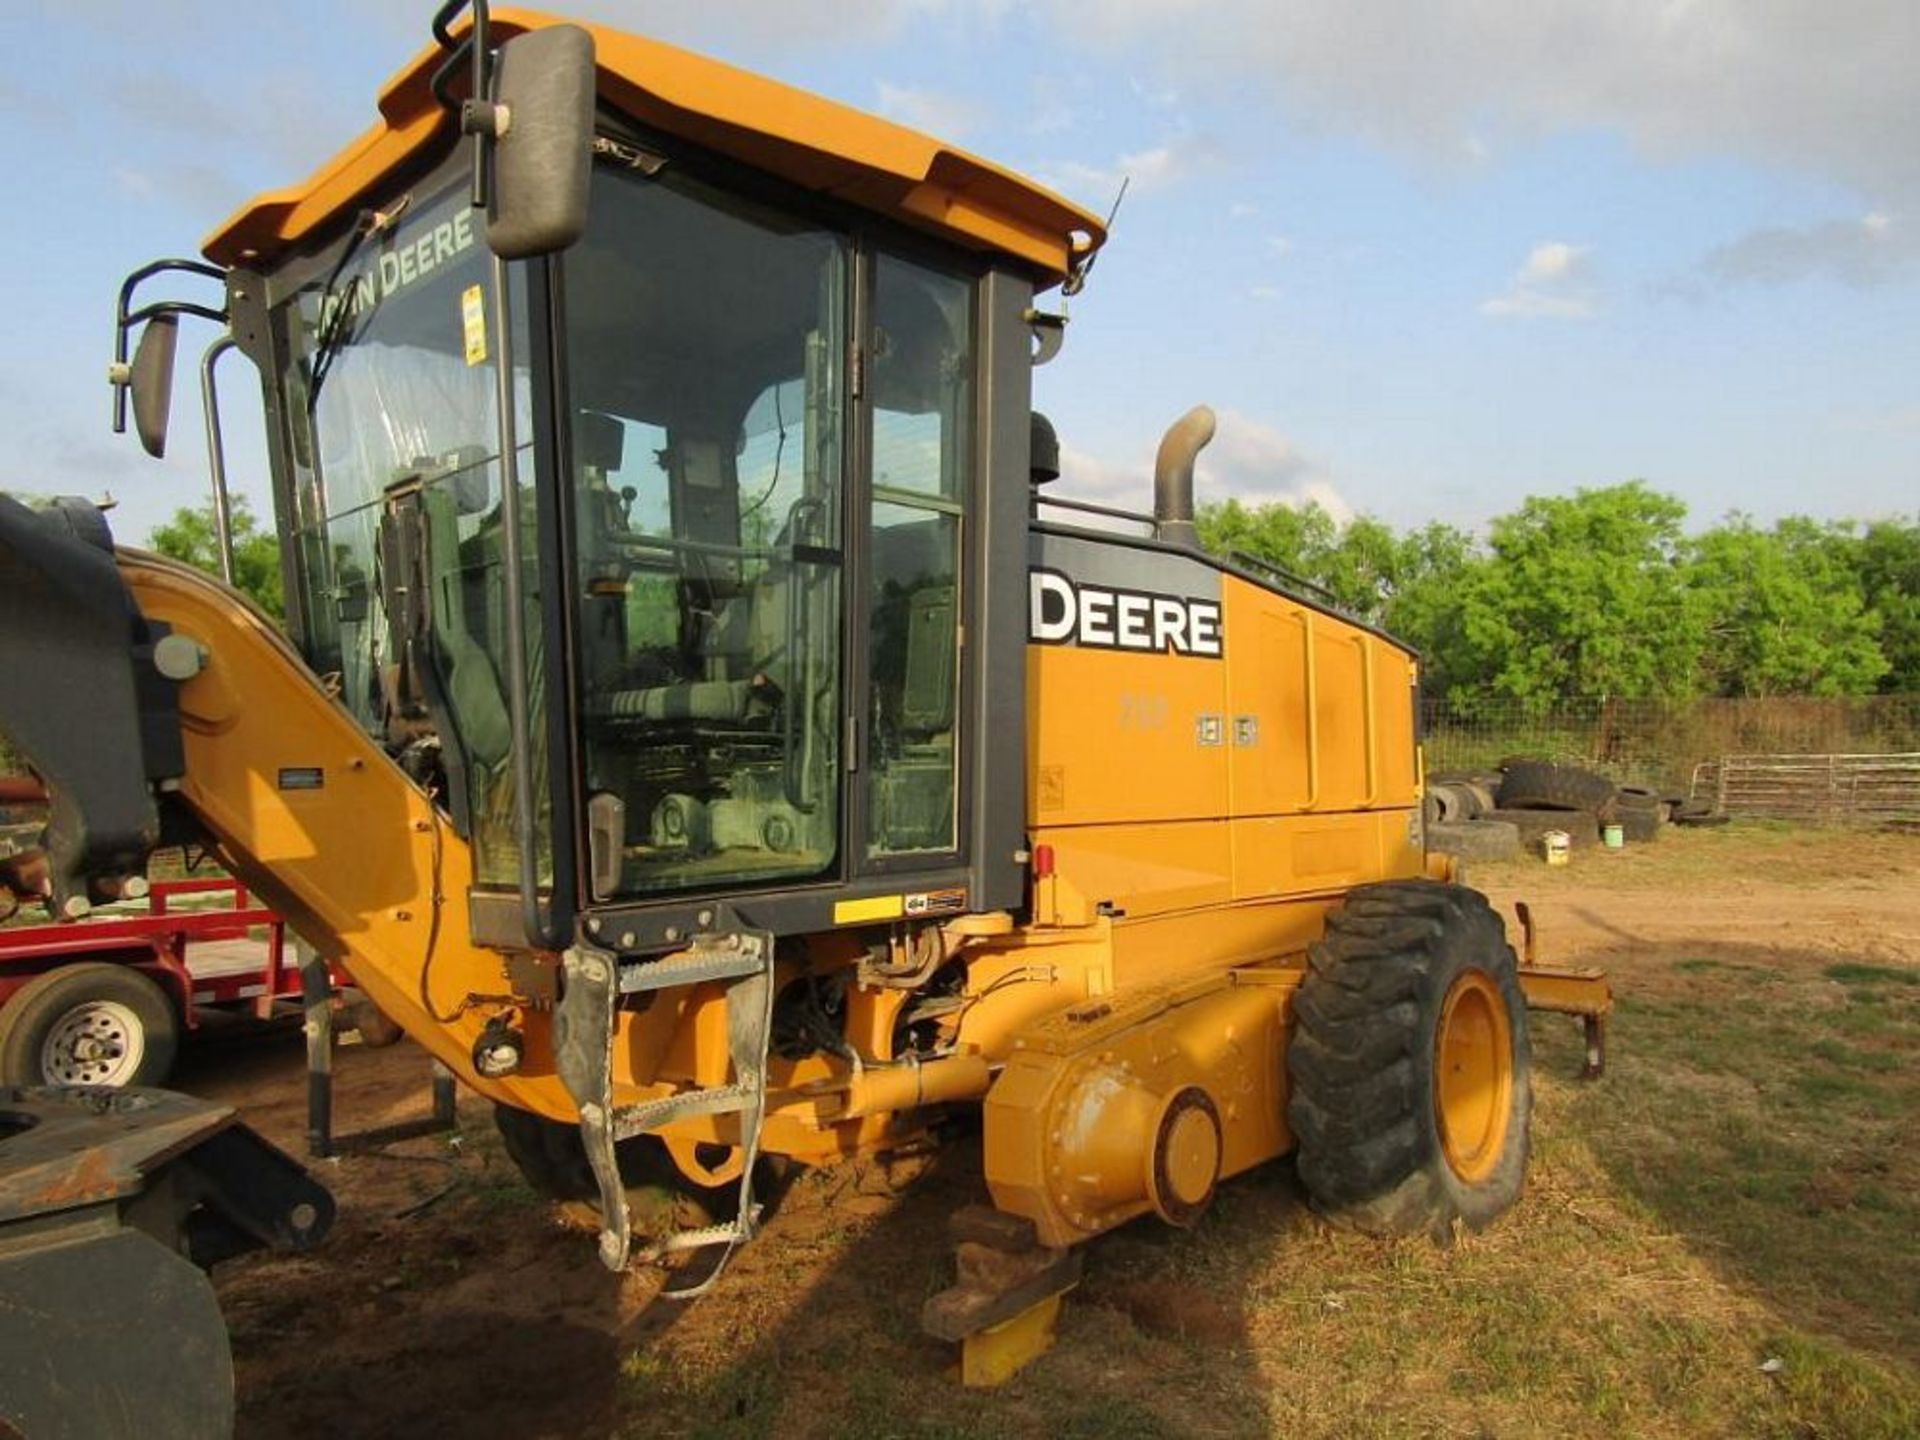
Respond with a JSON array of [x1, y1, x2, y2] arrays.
[[129, 314, 180, 458], [487, 25, 596, 259]]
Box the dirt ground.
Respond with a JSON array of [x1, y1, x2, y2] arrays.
[[184, 825, 1919, 1439]]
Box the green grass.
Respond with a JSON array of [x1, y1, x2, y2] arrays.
[[1551, 962, 1918, 1371], [598, 909, 1919, 1440], [1826, 963, 1920, 988]]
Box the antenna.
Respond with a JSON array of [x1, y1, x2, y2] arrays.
[[1063, 175, 1129, 297]]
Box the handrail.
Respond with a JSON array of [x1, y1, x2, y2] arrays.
[[1361, 635, 1380, 805], [1228, 549, 1340, 607], [1302, 610, 1320, 810], [486, 254, 554, 950], [198, 335, 239, 585], [1032, 493, 1155, 528]]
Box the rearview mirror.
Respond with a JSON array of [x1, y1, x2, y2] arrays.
[[129, 314, 180, 459], [487, 25, 596, 259]]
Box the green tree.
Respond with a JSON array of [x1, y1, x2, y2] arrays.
[[1197, 498, 1480, 689], [1380, 521, 1479, 693], [1197, 497, 1340, 595], [1449, 482, 1708, 704], [1847, 518, 1920, 693], [1689, 517, 1887, 696], [149, 495, 285, 621]]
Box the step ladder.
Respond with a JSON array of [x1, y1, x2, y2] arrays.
[[554, 929, 774, 1296]]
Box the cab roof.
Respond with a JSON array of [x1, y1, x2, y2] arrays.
[[202, 6, 1106, 285]]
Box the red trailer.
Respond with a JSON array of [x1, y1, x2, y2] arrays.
[[0, 875, 392, 1087]]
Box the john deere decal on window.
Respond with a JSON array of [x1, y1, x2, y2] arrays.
[[1028, 569, 1223, 657]]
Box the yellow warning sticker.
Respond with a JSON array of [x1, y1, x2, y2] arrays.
[[834, 894, 905, 925], [461, 284, 487, 366]]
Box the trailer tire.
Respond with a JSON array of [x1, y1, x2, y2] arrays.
[[1288, 881, 1532, 1237], [0, 962, 179, 1087]]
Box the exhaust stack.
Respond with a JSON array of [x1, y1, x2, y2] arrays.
[[1153, 404, 1215, 548]]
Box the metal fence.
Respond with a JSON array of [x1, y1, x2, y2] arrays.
[[1421, 694, 1920, 795], [1691, 753, 1920, 824]]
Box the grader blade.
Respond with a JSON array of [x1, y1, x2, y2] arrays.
[[0, 1086, 332, 1440]]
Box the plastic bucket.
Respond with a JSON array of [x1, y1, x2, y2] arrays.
[[1542, 830, 1571, 866], [1602, 822, 1625, 849]]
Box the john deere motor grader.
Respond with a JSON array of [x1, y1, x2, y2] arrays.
[[0, 1, 1610, 1391]]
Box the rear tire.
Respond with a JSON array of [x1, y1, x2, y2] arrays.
[[0, 962, 179, 1087], [1288, 881, 1532, 1237]]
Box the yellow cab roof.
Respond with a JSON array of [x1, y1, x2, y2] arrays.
[[203, 6, 1106, 285]]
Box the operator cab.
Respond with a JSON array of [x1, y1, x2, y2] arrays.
[[216, 11, 1099, 953]]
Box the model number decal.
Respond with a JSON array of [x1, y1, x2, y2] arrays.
[[1028, 569, 1223, 658]]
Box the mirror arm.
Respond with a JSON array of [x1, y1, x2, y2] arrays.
[[428, 0, 495, 209], [124, 299, 228, 330], [111, 260, 225, 433]]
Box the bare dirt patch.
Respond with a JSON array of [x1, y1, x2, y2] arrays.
[[183, 826, 1919, 1438]]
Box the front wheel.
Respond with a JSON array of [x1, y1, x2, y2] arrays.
[[0, 961, 180, 1087], [491, 1104, 744, 1214], [1287, 881, 1531, 1237]]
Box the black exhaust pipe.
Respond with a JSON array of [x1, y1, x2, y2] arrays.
[[1153, 404, 1215, 548]]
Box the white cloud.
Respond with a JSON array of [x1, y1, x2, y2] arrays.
[[1482, 241, 1597, 320], [875, 80, 979, 138], [1265, 234, 1293, 258], [1699, 211, 1915, 289], [546, 0, 936, 50], [1043, 132, 1221, 204], [1200, 410, 1354, 522], [1229, 201, 1259, 220], [1249, 284, 1281, 302], [1054, 410, 1352, 524], [1519, 241, 1580, 283], [1039, 1, 1920, 207], [1129, 75, 1182, 111]]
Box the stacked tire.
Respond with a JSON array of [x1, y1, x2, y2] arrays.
[[1424, 774, 1519, 859], [1607, 787, 1663, 843], [1486, 760, 1612, 850], [1425, 759, 1692, 861]]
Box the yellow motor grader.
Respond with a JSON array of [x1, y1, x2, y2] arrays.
[[0, 1, 1609, 1415]]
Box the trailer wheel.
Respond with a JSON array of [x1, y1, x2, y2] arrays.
[[1288, 880, 1531, 1237], [0, 962, 180, 1087]]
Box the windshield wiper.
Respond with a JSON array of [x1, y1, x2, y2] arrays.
[[307, 199, 410, 402]]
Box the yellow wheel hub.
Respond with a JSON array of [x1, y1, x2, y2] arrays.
[[1434, 970, 1513, 1184], [1161, 1104, 1220, 1208]]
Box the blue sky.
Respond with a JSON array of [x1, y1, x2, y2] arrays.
[[1, 1, 1914, 545]]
